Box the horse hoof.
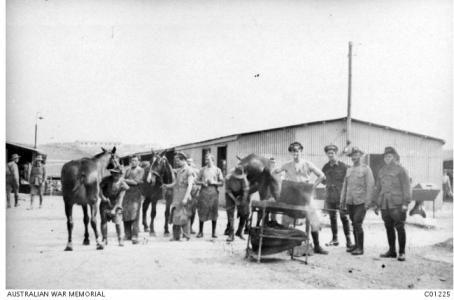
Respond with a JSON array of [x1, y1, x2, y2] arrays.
[[144, 228, 149, 233], [96, 244, 104, 250], [83, 239, 90, 246], [149, 232, 156, 237], [64, 245, 73, 251], [163, 232, 170, 237]]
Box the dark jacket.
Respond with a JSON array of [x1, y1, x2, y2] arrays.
[[322, 161, 347, 203], [374, 162, 411, 209]]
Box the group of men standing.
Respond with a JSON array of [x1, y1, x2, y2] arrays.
[[97, 142, 411, 262], [309, 143, 410, 261], [6, 141, 410, 262], [6, 153, 47, 210]]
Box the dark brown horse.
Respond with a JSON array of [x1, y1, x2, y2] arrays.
[[61, 147, 120, 251], [141, 152, 174, 236], [238, 153, 280, 201]]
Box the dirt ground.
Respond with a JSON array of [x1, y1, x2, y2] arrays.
[[5, 195, 453, 289]]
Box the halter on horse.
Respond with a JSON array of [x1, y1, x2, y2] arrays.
[[61, 147, 120, 251], [142, 152, 174, 236]]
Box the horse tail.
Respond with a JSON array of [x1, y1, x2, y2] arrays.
[[72, 173, 87, 192]]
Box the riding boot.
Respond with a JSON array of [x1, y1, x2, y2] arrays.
[[212, 220, 217, 238], [351, 230, 364, 255], [39, 195, 43, 209], [347, 229, 357, 252], [197, 221, 204, 238], [312, 232, 328, 254]]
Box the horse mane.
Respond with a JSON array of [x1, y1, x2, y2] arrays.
[[161, 157, 174, 184], [93, 151, 109, 159]]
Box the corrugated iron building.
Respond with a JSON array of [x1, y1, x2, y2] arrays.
[[173, 117, 445, 209]]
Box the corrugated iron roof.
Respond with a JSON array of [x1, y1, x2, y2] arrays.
[[119, 117, 445, 160], [6, 141, 45, 154]]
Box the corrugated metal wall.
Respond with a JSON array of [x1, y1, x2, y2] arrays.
[[350, 121, 444, 209], [237, 120, 443, 209], [173, 119, 444, 210]]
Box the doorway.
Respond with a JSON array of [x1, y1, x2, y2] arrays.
[[202, 148, 211, 167], [217, 146, 227, 175], [366, 154, 384, 181]]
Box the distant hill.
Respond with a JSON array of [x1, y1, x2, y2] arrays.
[[39, 142, 160, 161], [38, 142, 161, 178]]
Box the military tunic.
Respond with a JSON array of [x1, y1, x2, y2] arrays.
[[29, 163, 46, 195], [375, 161, 411, 209], [322, 161, 347, 205]]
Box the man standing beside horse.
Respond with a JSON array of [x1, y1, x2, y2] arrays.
[[224, 165, 249, 242], [100, 166, 129, 247], [123, 155, 144, 244]]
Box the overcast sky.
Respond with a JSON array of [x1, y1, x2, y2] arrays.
[[6, 0, 453, 149]]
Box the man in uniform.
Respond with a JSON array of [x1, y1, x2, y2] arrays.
[[6, 154, 20, 208], [224, 165, 250, 242], [123, 155, 144, 244], [340, 147, 375, 256], [322, 144, 352, 248], [29, 154, 46, 209], [374, 147, 411, 261]]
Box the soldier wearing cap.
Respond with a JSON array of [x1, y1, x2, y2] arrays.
[[340, 147, 375, 255], [6, 154, 21, 208], [273, 141, 328, 255], [322, 144, 352, 248], [374, 147, 411, 262], [224, 165, 250, 242], [100, 166, 129, 247], [28, 154, 46, 210]]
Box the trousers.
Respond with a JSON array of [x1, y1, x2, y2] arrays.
[[381, 207, 406, 254], [326, 201, 350, 239], [347, 203, 366, 250]]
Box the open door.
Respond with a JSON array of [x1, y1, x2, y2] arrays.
[[365, 154, 384, 181]]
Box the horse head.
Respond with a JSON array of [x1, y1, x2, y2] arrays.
[[95, 147, 121, 176], [148, 153, 174, 185]]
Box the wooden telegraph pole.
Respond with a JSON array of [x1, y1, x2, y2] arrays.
[[346, 41, 353, 148]]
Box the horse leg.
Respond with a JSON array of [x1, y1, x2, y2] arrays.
[[64, 199, 74, 251], [82, 204, 90, 245], [89, 203, 104, 250], [142, 197, 150, 232], [164, 195, 171, 236], [150, 200, 157, 236]]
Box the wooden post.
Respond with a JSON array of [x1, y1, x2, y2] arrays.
[[346, 41, 353, 145]]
